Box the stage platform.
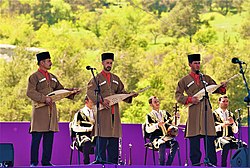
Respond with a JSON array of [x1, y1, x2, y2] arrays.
[[0, 122, 249, 167], [13, 164, 227, 168], [14, 164, 237, 168]]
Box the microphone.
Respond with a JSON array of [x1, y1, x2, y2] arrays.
[[86, 66, 96, 70], [231, 58, 246, 64], [235, 108, 242, 112], [196, 70, 208, 85], [235, 108, 242, 122], [195, 70, 203, 76]]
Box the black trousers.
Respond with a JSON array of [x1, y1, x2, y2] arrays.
[[158, 139, 179, 165], [31, 131, 54, 166], [189, 135, 217, 166], [78, 141, 92, 164], [96, 137, 119, 164], [219, 138, 247, 167]]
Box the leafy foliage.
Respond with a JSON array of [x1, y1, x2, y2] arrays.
[[0, 0, 250, 125]]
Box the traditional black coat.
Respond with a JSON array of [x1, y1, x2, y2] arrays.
[[212, 108, 238, 150], [145, 110, 174, 141], [213, 108, 238, 138], [71, 105, 95, 137], [71, 105, 95, 147]]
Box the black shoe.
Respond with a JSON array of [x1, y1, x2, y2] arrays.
[[30, 163, 38, 167], [42, 162, 54, 166]]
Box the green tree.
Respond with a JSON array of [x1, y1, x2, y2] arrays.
[[239, 0, 250, 39], [0, 48, 34, 121], [1, 0, 250, 126], [161, 0, 205, 42], [193, 28, 218, 46], [233, 0, 244, 15]]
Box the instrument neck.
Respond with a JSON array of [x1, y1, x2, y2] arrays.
[[159, 124, 168, 136]]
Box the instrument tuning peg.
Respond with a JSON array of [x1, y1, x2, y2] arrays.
[[173, 102, 179, 109]]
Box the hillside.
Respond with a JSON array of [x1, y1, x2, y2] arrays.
[[0, 0, 249, 125]]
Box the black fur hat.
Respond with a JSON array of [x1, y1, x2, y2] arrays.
[[188, 54, 200, 63], [36, 52, 50, 64], [101, 52, 114, 61]]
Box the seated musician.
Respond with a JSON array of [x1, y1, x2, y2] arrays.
[[70, 95, 95, 164], [145, 96, 180, 166], [213, 95, 247, 167]]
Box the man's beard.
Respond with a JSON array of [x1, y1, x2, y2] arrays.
[[105, 66, 111, 71], [47, 65, 52, 70]]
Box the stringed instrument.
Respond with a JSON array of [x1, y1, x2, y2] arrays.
[[99, 86, 151, 110], [167, 103, 179, 137], [187, 74, 240, 107], [174, 103, 178, 125], [34, 89, 80, 108], [152, 104, 179, 149]]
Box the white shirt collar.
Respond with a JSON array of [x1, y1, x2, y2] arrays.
[[152, 109, 163, 121], [218, 107, 229, 121]]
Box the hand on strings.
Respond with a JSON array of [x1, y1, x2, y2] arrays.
[[158, 121, 165, 127], [102, 99, 110, 109], [45, 96, 52, 106], [191, 96, 200, 104], [221, 117, 234, 128], [227, 117, 234, 124]]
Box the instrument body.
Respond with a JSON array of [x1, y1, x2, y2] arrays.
[[153, 124, 178, 149], [187, 74, 239, 107], [99, 93, 133, 110], [167, 125, 179, 137], [152, 104, 180, 149], [34, 89, 78, 108], [99, 86, 150, 110], [149, 112, 179, 149]]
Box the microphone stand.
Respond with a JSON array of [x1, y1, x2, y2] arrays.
[[183, 128, 189, 166], [237, 62, 250, 167], [199, 73, 216, 167], [88, 68, 108, 165], [236, 109, 243, 148]]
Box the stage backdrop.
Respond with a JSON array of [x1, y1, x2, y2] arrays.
[[0, 122, 248, 167]]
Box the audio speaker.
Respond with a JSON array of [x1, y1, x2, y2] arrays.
[[230, 147, 248, 167], [0, 143, 14, 167]]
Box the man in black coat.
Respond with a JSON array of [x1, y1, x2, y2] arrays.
[[213, 95, 247, 167]]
